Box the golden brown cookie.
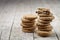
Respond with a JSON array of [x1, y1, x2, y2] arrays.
[[21, 18, 35, 23], [38, 13, 53, 17], [22, 26, 35, 30], [21, 23, 35, 28], [22, 22, 34, 26], [36, 22, 50, 26], [23, 14, 37, 20], [38, 8, 50, 11], [38, 26, 53, 31], [22, 26, 35, 33], [22, 29, 34, 33], [39, 16, 54, 21], [36, 8, 50, 15], [38, 25, 52, 29], [38, 19, 52, 24], [36, 10, 43, 14], [36, 30, 52, 37]]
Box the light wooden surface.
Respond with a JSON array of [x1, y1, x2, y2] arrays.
[[0, 0, 60, 40]]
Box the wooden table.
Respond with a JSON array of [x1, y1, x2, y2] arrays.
[[0, 0, 60, 40]]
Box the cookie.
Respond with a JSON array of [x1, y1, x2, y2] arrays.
[[21, 23, 34, 28], [22, 22, 34, 25], [36, 22, 50, 26], [22, 29, 34, 33], [23, 14, 37, 20], [38, 25, 52, 28], [22, 26, 35, 33], [36, 10, 43, 14], [38, 19, 52, 24], [38, 13, 53, 17], [38, 8, 50, 11], [36, 8, 50, 15], [21, 18, 35, 23], [38, 26, 53, 31], [22, 26, 35, 30], [39, 16, 54, 21], [36, 30, 52, 37]]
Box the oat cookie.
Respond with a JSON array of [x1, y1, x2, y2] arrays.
[[36, 30, 52, 37], [23, 14, 37, 20]]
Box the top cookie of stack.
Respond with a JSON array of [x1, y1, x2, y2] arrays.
[[36, 8, 54, 21], [23, 14, 37, 20]]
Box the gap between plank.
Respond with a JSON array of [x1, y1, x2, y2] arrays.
[[8, 13, 16, 40], [54, 30, 59, 40], [0, 31, 2, 40]]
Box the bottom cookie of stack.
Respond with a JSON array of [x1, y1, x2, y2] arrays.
[[35, 30, 52, 37]]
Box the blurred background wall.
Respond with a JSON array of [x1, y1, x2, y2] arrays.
[[0, 0, 60, 17]]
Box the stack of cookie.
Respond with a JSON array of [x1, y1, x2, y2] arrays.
[[21, 14, 37, 33], [36, 8, 54, 37]]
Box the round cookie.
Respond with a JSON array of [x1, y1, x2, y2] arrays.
[[22, 29, 34, 33], [21, 18, 35, 23], [36, 8, 50, 15], [38, 26, 53, 31], [22, 27, 35, 33], [39, 16, 54, 21], [22, 22, 34, 25], [22, 26, 35, 30], [21, 23, 35, 28], [38, 19, 52, 24], [36, 10, 43, 14], [23, 14, 37, 20], [37, 8, 50, 11], [38, 25, 52, 29], [36, 22, 50, 26], [36, 30, 52, 37], [38, 13, 53, 17]]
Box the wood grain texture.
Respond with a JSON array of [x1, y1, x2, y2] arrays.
[[0, 0, 60, 40], [0, 0, 19, 40], [9, 2, 34, 40], [51, 15, 60, 40]]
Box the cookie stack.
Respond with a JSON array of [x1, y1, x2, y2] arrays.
[[36, 8, 54, 37], [21, 14, 37, 33]]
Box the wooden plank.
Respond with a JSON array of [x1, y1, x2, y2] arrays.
[[0, 0, 10, 40], [9, 1, 34, 40], [0, 1, 19, 40], [0, 32, 1, 40], [51, 15, 60, 40], [10, 22, 33, 40]]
